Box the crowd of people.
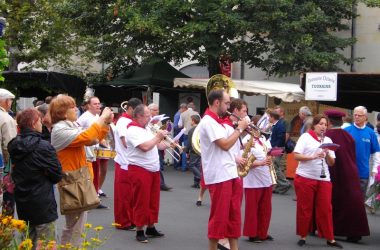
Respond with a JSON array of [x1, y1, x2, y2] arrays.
[[0, 86, 379, 250]]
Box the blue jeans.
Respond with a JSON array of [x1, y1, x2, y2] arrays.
[[181, 135, 188, 171]]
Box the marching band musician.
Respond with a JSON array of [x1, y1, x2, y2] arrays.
[[113, 97, 142, 231], [217, 98, 250, 250], [242, 129, 274, 243], [198, 89, 248, 250], [293, 114, 342, 248], [125, 104, 169, 243]]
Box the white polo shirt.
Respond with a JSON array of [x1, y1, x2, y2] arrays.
[[199, 115, 238, 185], [225, 124, 241, 157], [76, 111, 99, 162], [125, 125, 160, 172], [294, 132, 335, 181], [76, 111, 99, 129], [114, 116, 132, 169], [242, 135, 273, 188]]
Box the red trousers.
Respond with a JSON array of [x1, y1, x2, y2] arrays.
[[92, 160, 100, 192], [113, 163, 133, 228], [294, 175, 334, 240], [243, 187, 272, 239], [128, 165, 160, 227], [208, 178, 243, 239], [93, 158, 109, 192]]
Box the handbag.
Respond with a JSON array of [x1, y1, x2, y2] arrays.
[[285, 138, 296, 153], [58, 166, 100, 215]]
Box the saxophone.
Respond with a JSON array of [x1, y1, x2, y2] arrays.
[[238, 131, 257, 178]]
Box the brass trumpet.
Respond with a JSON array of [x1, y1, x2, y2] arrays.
[[147, 123, 183, 162], [226, 111, 269, 137]]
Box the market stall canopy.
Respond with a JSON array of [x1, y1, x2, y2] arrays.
[[300, 73, 380, 112], [1, 71, 86, 100], [106, 60, 190, 88], [174, 78, 304, 102]]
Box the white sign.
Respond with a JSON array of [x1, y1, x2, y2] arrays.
[[305, 72, 337, 101]]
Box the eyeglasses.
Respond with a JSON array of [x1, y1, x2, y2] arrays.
[[354, 114, 365, 117]]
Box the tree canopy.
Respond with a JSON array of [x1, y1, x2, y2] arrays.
[[1, 0, 378, 78]]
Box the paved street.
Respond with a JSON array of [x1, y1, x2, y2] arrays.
[[56, 162, 380, 250]]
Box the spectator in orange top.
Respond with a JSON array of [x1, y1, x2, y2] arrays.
[[50, 95, 113, 247]]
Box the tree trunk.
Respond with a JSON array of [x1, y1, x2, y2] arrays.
[[207, 56, 221, 77]]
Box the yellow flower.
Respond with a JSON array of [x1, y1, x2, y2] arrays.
[[94, 226, 104, 231], [18, 239, 33, 250], [11, 219, 26, 231], [82, 241, 91, 247], [111, 222, 121, 227], [1, 216, 11, 225], [47, 240, 56, 249], [91, 237, 102, 243], [84, 223, 92, 228], [64, 243, 72, 249]]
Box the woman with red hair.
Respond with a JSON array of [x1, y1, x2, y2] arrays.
[[8, 108, 63, 246], [49, 95, 113, 247]]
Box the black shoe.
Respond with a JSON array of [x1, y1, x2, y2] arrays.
[[248, 237, 262, 243], [136, 230, 148, 243], [297, 239, 306, 247], [263, 235, 274, 241], [196, 200, 202, 206], [191, 184, 200, 189], [117, 225, 136, 231], [99, 192, 107, 197], [327, 241, 343, 249], [346, 236, 361, 243], [217, 243, 230, 250], [96, 204, 109, 209], [146, 226, 164, 238], [278, 185, 291, 195], [160, 185, 172, 191]]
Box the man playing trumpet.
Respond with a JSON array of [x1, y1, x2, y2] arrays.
[[125, 104, 170, 243], [198, 89, 248, 250]]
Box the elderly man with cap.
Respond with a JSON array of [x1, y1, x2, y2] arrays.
[[325, 109, 369, 243], [0, 88, 18, 215]]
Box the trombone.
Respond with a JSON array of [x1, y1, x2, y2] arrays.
[[147, 123, 183, 162]]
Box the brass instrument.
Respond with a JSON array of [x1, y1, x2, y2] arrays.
[[262, 142, 278, 185], [191, 74, 239, 155], [148, 123, 183, 162], [121, 101, 128, 112], [238, 131, 257, 177], [226, 111, 268, 139]]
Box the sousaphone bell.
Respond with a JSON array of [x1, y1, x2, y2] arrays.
[[191, 74, 239, 156]]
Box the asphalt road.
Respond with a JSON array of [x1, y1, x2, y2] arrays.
[[56, 162, 380, 250]]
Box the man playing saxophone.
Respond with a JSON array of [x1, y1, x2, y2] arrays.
[[198, 89, 248, 250]]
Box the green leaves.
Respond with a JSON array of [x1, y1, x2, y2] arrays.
[[0, 0, 375, 80]]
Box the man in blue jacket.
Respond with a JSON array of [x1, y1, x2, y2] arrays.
[[269, 110, 291, 194]]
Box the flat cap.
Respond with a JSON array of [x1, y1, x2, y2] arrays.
[[324, 109, 346, 118], [0, 88, 15, 99]]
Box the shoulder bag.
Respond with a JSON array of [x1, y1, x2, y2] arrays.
[[58, 166, 100, 215]]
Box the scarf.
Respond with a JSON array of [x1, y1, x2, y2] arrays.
[[51, 120, 81, 152], [308, 129, 321, 143], [121, 112, 132, 119], [127, 120, 145, 129], [204, 108, 225, 126]]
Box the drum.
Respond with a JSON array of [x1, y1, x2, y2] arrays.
[[95, 148, 116, 159]]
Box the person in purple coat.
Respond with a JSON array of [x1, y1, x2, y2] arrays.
[[324, 109, 370, 243]]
